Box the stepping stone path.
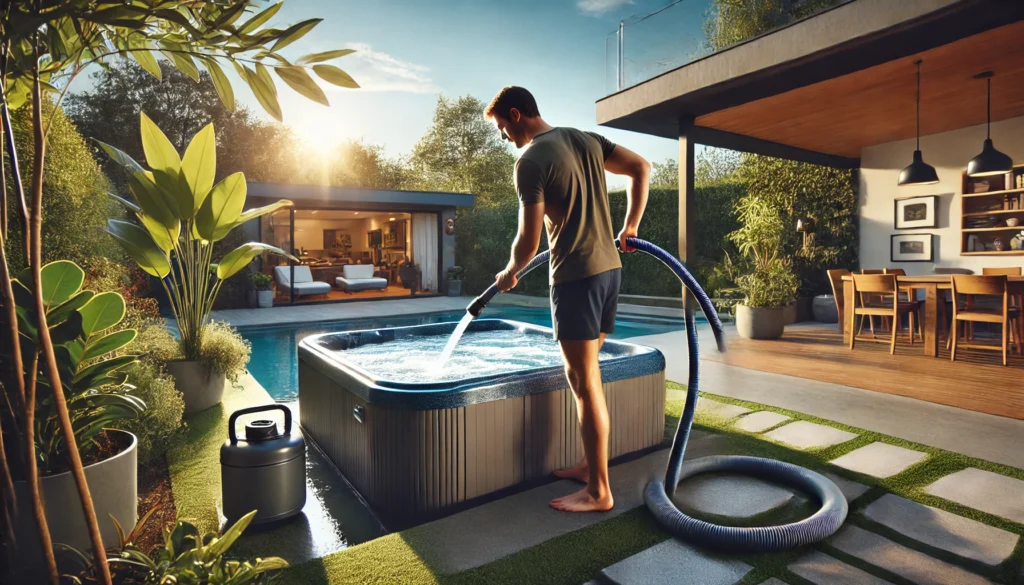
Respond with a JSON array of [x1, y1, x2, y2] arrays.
[[600, 539, 752, 585], [823, 472, 870, 504], [696, 397, 751, 420], [673, 474, 794, 518], [764, 420, 857, 449], [925, 468, 1024, 524], [863, 494, 1018, 566], [734, 411, 790, 432], [757, 580, 789, 585], [790, 550, 894, 585], [829, 442, 927, 478], [829, 525, 994, 585]]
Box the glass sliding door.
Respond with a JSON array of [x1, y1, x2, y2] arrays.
[[262, 207, 294, 305]]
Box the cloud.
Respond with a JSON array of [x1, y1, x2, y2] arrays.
[[577, 0, 633, 16], [333, 42, 440, 94]]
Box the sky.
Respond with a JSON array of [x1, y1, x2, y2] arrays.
[[229, 0, 683, 173]]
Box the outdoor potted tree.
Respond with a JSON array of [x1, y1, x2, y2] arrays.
[[101, 115, 296, 414], [731, 197, 799, 339], [447, 265, 465, 296], [8, 262, 145, 568], [251, 272, 274, 308]]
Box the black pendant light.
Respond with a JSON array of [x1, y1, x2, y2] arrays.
[[898, 60, 938, 186], [967, 71, 1013, 177]]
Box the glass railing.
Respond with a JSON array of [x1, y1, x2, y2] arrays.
[[605, 0, 851, 95]]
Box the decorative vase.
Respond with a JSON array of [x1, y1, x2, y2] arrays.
[[994, 237, 1005, 252], [257, 290, 274, 308], [735, 304, 786, 340], [166, 360, 227, 415], [813, 295, 839, 323], [12, 430, 137, 580]]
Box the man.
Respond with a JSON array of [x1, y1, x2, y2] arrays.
[[485, 86, 649, 513]]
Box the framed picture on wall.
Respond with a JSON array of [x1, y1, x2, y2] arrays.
[[894, 195, 937, 229], [891, 233, 934, 262]]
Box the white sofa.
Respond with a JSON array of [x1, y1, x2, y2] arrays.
[[336, 264, 389, 292], [274, 265, 331, 298]]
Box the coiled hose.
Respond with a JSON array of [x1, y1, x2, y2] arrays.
[[468, 236, 847, 553]]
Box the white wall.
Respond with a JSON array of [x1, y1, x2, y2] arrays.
[[859, 115, 1024, 274]]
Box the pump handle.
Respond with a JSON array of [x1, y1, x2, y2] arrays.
[[228, 404, 292, 443]]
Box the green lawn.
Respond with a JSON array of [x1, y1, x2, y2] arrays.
[[167, 379, 1024, 585]]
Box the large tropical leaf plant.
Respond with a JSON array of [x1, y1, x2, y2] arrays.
[[100, 114, 294, 360], [0, 3, 357, 583]]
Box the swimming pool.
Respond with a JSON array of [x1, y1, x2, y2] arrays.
[[240, 305, 689, 401]]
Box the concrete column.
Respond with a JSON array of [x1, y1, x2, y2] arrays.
[[678, 117, 696, 310]]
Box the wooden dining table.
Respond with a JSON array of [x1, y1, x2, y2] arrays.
[[841, 274, 1024, 357]]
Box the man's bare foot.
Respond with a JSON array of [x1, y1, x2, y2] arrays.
[[549, 487, 614, 513], [553, 461, 589, 483]]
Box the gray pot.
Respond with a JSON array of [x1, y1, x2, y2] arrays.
[[735, 304, 786, 339], [247, 290, 258, 308], [447, 279, 463, 297], [257, 289, 274, 308], [167, 360, 226, 415], [12, 430, 137, 577], [813, 294, 839, 323], [782, 302, 797, 325]]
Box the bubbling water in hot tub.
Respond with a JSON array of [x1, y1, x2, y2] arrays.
[[333, 329, 612, 383]]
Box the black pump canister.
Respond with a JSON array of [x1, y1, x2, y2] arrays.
[[221, 404, 306, 525]]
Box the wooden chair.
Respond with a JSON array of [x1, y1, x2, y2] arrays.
[[849, 274, 920, 355], [950, 275, 1021, 366], [981, 268, 1023, 353], [883, 268, 921, 340], [827, 269, 849, 328], [858, 269, 889, 336]]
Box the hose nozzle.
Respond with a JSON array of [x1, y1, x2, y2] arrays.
[[467, 293, 491, 318]]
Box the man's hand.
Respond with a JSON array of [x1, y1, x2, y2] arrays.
[[617, 226, 638, 253], [495, 268, 519, 292]]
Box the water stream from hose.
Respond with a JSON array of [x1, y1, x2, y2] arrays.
[[437, 312, 475, 369]]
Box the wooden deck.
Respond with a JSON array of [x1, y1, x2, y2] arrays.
[[703, 324, 1024, 420]]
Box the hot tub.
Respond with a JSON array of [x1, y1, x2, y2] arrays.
[[298, 319, 665, 527]]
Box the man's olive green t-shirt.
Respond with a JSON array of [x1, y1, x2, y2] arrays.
[[515, 127, 621, 286]]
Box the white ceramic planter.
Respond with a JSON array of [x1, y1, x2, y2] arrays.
[[166, 360, 226, 415], [257, 289, 274, 308], [735, 304, 786, 340], [447, 280, 463, 297], [12, 430, 137, 576]]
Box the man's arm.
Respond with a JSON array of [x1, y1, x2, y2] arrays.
[[605, 144, 650, 252], [496, 202, 544, 292]]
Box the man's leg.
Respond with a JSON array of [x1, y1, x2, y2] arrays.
[[549, 336, 613, 512], [553, 333, 606, 483]]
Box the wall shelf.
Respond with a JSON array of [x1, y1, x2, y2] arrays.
[[962, 209, 1024, 217], [960, 250, 1024, 256], [960, 164, 1024, 256], [961, 226, 1024, 233], [961, 187, 1024, 199]]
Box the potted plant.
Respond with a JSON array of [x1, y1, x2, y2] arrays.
[[447, 265, 465, 296], [6, 262, 145, 571], [251, 272, 274, 308], [101, 115, 296, 414]]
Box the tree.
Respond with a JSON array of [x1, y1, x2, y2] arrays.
[[703, 0, 842, 52], [66, 60, 303, 186], [648, 148, 741, 189], [1, 3, 359, 583], [308, 140, 414, 189], [410, 95, 516, 205]]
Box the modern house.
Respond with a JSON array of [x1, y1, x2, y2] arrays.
[[599, 0, 1024, 277], [242, 183, 474, 304]]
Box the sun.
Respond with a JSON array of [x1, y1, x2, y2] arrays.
[[289, 111, 348, 152]]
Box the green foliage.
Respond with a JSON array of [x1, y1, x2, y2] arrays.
[[63, 511, 286, 585], [703, 0, 845, 53], [3, 103, 121, 271], [117, 360, 184, 465], [250, 272, 273, 291], [102, 115, 295, 360], [199, 321, 251, 384], [410, 96, 517, 206], [446, 266, 465, 281], [5, 261, 145, 474]]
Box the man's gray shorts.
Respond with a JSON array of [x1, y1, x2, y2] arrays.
[[550, 269, 621, 341]]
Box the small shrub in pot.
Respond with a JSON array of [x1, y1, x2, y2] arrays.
[[447, 265, 465, 296], [251, 272, 274, 308]]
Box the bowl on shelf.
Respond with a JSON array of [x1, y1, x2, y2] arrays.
[[1006, 218, 1019, 228], [970, 180, 991, 193]]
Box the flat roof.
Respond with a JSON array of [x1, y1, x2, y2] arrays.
[[246, 183, 475, 211], [596, 0, 1024, 165]]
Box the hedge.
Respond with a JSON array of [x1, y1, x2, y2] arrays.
[[455, 184, 745, 299]]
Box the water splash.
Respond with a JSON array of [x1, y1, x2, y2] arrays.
[[437, 312, 475, 370]]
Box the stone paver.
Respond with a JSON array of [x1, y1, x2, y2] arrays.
[[925, 468, 1024, 524], [600, 539, 752, 585], [735, 411, 791, 432], [863, 494, 1018, 566], [829, 442, 928, 478], [673, 475, 794, 518], [697, 397, 751, 420], [757, 580, 789, 585], [764, 421, 857, 450], [790, 550, 894, 585], [823, 473, 870, 504], [829, 525, 994, 585]]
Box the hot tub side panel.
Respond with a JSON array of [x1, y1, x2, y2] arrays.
[[299, 358, 664, 525]]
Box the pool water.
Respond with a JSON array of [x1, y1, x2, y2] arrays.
[[334, 329, 615, 383], [241, 305, 689, 401]]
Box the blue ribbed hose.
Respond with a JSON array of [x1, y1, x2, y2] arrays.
[[467, 237, 847, 552]]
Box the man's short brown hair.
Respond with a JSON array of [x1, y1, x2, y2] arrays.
[[485, 86, 540, 120]]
